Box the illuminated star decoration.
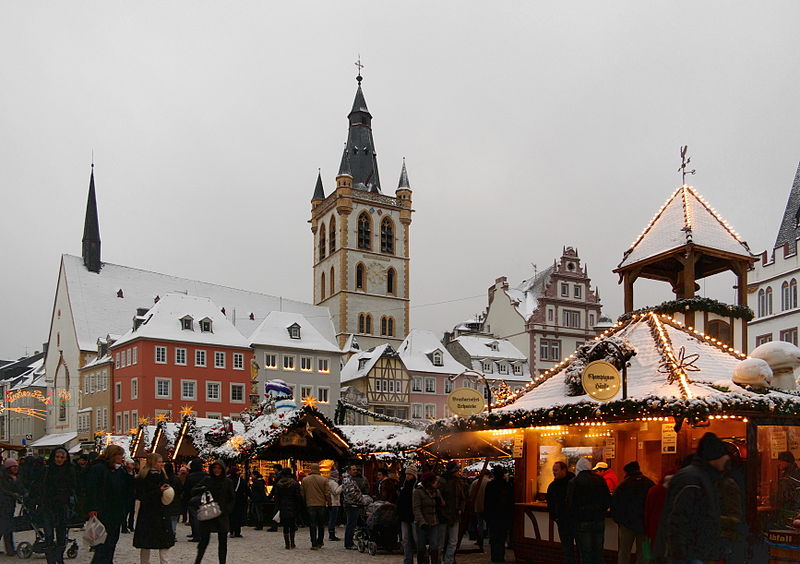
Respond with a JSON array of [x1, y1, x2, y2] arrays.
[[180, 405, 194, 418], [0, 405, 48, 421], [156, 412, 168, 423], [302, 396, 319, 409], [129, 428, 138, 435], [138, 416, 150, 426], [658, 345, 701, 385]]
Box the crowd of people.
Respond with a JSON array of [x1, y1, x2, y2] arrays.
[[545, 432, 748, 564]]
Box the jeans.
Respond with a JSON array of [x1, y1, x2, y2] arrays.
[[575, 520, 605, 564], [42, 506, 68, 563], [91, 520, 121, 564], [189, 506, 199, 539], [327, 506, 340, 535], [401, 521, 416, 564], [344, 506, 360, 548], [195, 529, 227, 564], [140, 548, 171, 564], [617, 525, 645, 564], [415, 523, 442, 550], [438, 521, 459, 564], [307, 506, 328, 547], [556, 521, 576, 564], [252, 503, 265, 528], [170, 515, 179, 536]]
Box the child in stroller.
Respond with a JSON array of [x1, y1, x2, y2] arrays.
[[354, 500, 401, 555], [11, 493, 81, 560]]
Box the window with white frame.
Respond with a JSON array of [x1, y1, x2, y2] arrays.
[[264, 353, 277, 369], [200, 319, 212, 333], [116, 413, 122, 434], [214, 352, 225, 369], [131, 410, 138, 427], [175, 348, 187, 365], [498, 363, 509, 374], [207, 382, 221, 401], [132, 346, 138, 364], [195, 349, 207, 367], [318, 387, 330, 403], [206, 412, 222, 420], [115, 382, 122, 402], [126, 348, 131, 366], [181, 380, 197, 401], [300, 357, 312, 371], [412, 377, 422, 392], [563, 310, 580, 328], [482, 361, 493, 373], [445, 379, 454, 393], [425, 378, 436, 393], [561, 283, 569, 297], [388, 380, 395, 393], [412, 404, 423, 419], [301, 386, 313, 399], [755, 333, 773, 346], [283, 355, 295, 370], [424, 404, 436, 419], [432, 350, 443, 366], [123, 412, 130, 432], [155, 378, 171, 399], [512, 363, 523, 375], [155, 346, 167, 364], [318, 358, 329, 373], [233, 353, 244, 370], [131, 378, 138, 400], [375, 379, 383, 393], [230, 383, 245, 403], [115, 353, 120, 369], [574, 285, 582, 299], [155, 409, 171, 421]]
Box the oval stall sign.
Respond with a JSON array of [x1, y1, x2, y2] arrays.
[[447, 387, 485, 417], [581, 360, 621, 401]]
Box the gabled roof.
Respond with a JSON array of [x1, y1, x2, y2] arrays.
[[249, 311, 341, 353], [61, 254, 335, 351], [773, 162, 800, 253], [451, 335, 527, 362], [618, 185, 752, 269], [341, 343, 394, 383], [398, 329, 466, 375], [113, 293, 250, 349], [504, 265, 555, 320]]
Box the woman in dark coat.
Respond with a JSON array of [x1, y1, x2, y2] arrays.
[[250, 471, 268, 530], [87, 444, 134, 564], [272, 468, 304, 549], [133, 453, 175, 563], [0, 459, 24, 556], [193, 461, 235, 564], [39, 446, 77, 564], [227, 465, 249, 538]]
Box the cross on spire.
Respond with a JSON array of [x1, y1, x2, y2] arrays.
[[678, 145, 696, 185], [355, 55, 364, 84]]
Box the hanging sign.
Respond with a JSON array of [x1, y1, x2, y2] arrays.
[[661, 423, 678, 454], [447, 387, 485, 417], [279, 432, 307, 447], [512, 432, 524, 458], [581, 361, 621, 401], [604, 436, 616, 459]]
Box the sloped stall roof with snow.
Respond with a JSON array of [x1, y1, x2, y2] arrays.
[[340, 425, 429, 455], [62, 254, 336, 351]]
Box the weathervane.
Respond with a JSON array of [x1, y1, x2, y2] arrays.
[[355, 55, 364, 84], [678, 145, 696, 185]]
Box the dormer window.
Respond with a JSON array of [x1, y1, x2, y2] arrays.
[[181, 316, 194, 331], [432, 350, 444, 367], [358, 358, 368, 370], [200, 318, 213, 333], [287, 323, 301, 340], [487, 341, 499, 352]]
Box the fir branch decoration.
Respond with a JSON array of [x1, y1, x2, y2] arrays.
[[564, 337, 637, 396], [618, 297, 754, 323]]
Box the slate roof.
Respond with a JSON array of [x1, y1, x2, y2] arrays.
[[618, 185, 752, 269], [773, 162, 800, 253], [342, 83, 382, 193], [312, 171, 325, 201]]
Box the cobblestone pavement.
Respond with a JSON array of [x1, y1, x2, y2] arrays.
[[7, 523, 509, 563]]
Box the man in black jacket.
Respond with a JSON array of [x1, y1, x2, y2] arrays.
[[182, 458, 207, 542], [566, 457, 610, 564], [662, 432, 729, 563], [397, 466, 418, 564], [546, 461, 576, 564], [484, 466, 514, 563], [611, 461, 654, 564]]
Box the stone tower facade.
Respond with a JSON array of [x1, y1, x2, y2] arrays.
[[310, 76, 413, 351]]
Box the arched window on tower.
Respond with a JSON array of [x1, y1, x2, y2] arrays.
[[330, 266, 335, 296], [358, 314, 365, 334], [387, 268, 396, 295], [357, 213, 371, 250], [792, 279, 798, 309], [356, 263, 366, 291], [758, 289, 766, 317], [365, 314, 373, 334], [319, 223, 326, 260], [380, 217, 394, 254], [783, 281, 790, 311], [321, 272, 326, 300], [766, 286, 774, 316], [387, 317, 394, 337], [329, 217, 336, 254]]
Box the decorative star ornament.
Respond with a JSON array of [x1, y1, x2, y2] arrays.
[[180, 405, 194, 418], [138, 416, 150, 426], [302, 396, 319, 409], [658, 346, 701, 384], [129, 428, 138, 435], [156, 413, 168, 423]]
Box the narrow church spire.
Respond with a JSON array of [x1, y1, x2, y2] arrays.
[[398, 157, 410, 189], [773, 161, 800, 253], [338, 146, 352, 177], [82, 163, 102, 273], [341, 73, 381, 193], [312, 169, 325, 201]]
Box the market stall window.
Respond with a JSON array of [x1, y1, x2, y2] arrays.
[[757, 424, 800, 530]]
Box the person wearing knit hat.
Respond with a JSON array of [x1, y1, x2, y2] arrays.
[[661, 432, 729, 562], [566, 458, 611, 564]]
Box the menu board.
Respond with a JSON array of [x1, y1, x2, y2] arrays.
[[662, 423, 678, 454], [604, 436, 616, 459]]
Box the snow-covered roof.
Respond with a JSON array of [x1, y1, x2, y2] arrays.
[[618, 186, 752, 269], [113, 293, 250, 349], [8, 359, 46, 390], [398, 330, 466, 375], [249, 311, 341, 353], [30, 432, 78, 448], [80, 354, 112, 370], [61, 254, 336, 351], [341, 344, 393, 383], [340, 425, 429, 454], [452, 336, 527, 362], [504, 265, 555, 320]]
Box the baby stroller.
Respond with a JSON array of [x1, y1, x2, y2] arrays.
[[11, 495, 80, 559], [357, 500, 401, 556]]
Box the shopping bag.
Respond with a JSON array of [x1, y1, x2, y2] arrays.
[[272, 510, 281, 524], [197, 490, 222, 521], [82, 516, 108, 547]]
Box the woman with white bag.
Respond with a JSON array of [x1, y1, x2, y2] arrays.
[[133, 453, 175, 564], [192, 461, 234, 564]]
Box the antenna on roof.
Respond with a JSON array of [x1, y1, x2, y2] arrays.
[[678, 145, 696, 185]]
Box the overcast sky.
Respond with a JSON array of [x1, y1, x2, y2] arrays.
[[2, 2, 800, 360]]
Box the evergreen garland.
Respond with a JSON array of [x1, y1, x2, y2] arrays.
[[618, 297, 754, 322]]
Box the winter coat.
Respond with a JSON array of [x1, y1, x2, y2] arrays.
[[484, 476, 514, 528], [133, 470, 175, 550], [87, 460, 134, 525], [661, 457, 725, 561], [342, 476, 364, 507], [251, 478, 268, 504], [353, 473, 369, 495], [611, 471, 655, 533], [719, 475, 744, 542], [164, 474, 183, 517], [38, 452, 77, 521], [0, 469, 23, 514], [438, 473, 466, 525], [398, 477, 416, 523], [566, 470, 610, 523], [598, 468, 619, 493], [412, 484, 443, 527], [182, 461, 208, 508], [546, 471, 575, 524], [74, 463, 90, 519], [643, 473, 672, 544], [273, 476, 304, 521], [301, 473, 331, 507], [230, 475, 249, 515], [779, 462, 800, 511], [193, 468, 235, 533], [327, 479, 342, 507]]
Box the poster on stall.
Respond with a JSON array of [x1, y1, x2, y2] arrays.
[[661, 423, 678, 454], [771, 428, 788, 459], [604, 436, 616, 459], [513, 432, 524, 458]]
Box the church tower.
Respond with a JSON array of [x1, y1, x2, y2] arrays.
[[82, 164, 101, 273], [310, 73, 413, 351]]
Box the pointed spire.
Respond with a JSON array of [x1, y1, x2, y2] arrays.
[[351, 84, 370, 115], [338, 147, 352, 177], [82, 163, 102, 273], [773, 161, 800, 253], [312, 169, 325, 201], [397, 157, 410, 189], [341, 75, 381, 193]]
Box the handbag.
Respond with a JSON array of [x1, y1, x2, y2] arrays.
[[161, 485, 175, 506], [272, 510, 281, 524], [82, 516, 107, 547], [197, 490, 222, 521]]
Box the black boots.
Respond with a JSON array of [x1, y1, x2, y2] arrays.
[[290, 530, 296, 548], [429, 549, 440, 564], [284, 531, 291, 549]]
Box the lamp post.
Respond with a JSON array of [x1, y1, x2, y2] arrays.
[[449, 369, 493, 413]]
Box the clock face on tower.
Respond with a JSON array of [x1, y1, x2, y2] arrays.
[[367, 262, 387, 285]]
